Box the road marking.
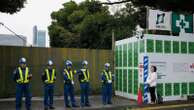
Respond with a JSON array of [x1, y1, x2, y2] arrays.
[[130, 103, 194, 110]]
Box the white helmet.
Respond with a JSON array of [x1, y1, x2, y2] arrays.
[[47, 60, 53, 66], [19, 57, 26, 64], [65, 60, 72, 66], [82, 60, 88, 66], [105, 63, 110, 68]]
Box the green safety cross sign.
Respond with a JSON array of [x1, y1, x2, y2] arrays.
[[172, 12, 193, 33]]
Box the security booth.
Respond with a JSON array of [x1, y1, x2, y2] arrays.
[[114, 34, 194, 102]]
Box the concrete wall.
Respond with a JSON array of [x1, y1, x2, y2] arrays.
[[0, 46, 112, 98]]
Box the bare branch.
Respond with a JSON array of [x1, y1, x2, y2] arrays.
[[101, 0, 130, 5]]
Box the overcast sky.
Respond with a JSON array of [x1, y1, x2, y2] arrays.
[[0, 0, 120, 46]]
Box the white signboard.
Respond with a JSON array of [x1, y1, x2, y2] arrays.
[[139, 53, 194, 83], [148, 9, 171, 31]]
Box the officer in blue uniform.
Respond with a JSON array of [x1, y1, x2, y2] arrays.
[[77, 60, 91, 107], [42, 60, 56, 110], [13, 57, 32, 110], [63, 60, 78, 108], [101, 63, 113, 105]]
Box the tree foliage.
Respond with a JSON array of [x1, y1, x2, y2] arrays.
[[102, 0, 194, 28], [0, 0, 26, 14], [48, 0, 137, 49], [49, 0, 194, 49], [131, 0, 194, 28], [131, 0, 194, 13]]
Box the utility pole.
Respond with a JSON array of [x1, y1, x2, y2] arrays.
[[112, 29, 115, 71], [112, 29, 115, 95]]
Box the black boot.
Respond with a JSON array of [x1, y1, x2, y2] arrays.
[[65, 104, 71, 108], [85, 103, 91, 107], [49, 106, 55, 109], [72, 104, 78, 107], [107, 102, 112, 104]]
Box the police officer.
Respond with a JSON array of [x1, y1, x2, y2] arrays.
[[42, 60, 56, 110], [101, 63, 113, 105], [63, 60, 78, 108], [13, 57, 32, 110], [77, 60, 90, 107]]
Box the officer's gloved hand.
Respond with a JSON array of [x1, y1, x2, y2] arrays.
[[71, 81, 75, 85], [45, 80, 49, 83], [108, 80, 112, 83]]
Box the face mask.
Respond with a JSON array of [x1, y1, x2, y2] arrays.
[[67, 66, 71, 70], [83, 65, 87, 69], [48, 65, 52, 69], [21, 63, 26, 68]]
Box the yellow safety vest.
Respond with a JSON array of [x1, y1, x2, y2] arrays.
[[45, 69, 55, 84], [64, 69, 73, 80], [104, 70, 112, 81], [16, 67, 29, 84], [81, 69, 90, 83]]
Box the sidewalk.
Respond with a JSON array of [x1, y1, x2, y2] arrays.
[[1, 95, 194, 110], [0, 95, 137, 110]]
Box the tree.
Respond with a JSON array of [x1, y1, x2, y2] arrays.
[[102, 0, 194, 28], [132, 0, 194, 28], [48, 0, 137, 49], [0, 0, 26, 14], [113, 3, 138, 39], [131, 0, 194, 13], [102, 0, 194, 12]]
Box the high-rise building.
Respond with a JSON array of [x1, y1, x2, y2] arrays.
[[33, 25, 46, 47], [33, 25, 38, 46], [37, 30, 46, 47], [0, 34, 27, 46]]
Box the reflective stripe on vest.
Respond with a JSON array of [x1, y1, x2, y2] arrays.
[[81, 69, 90, 82], [104, 70, 112, 81], [45, 69, 55, 84], [64, 69, 73, 80], [17, 67, 29, 84]]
